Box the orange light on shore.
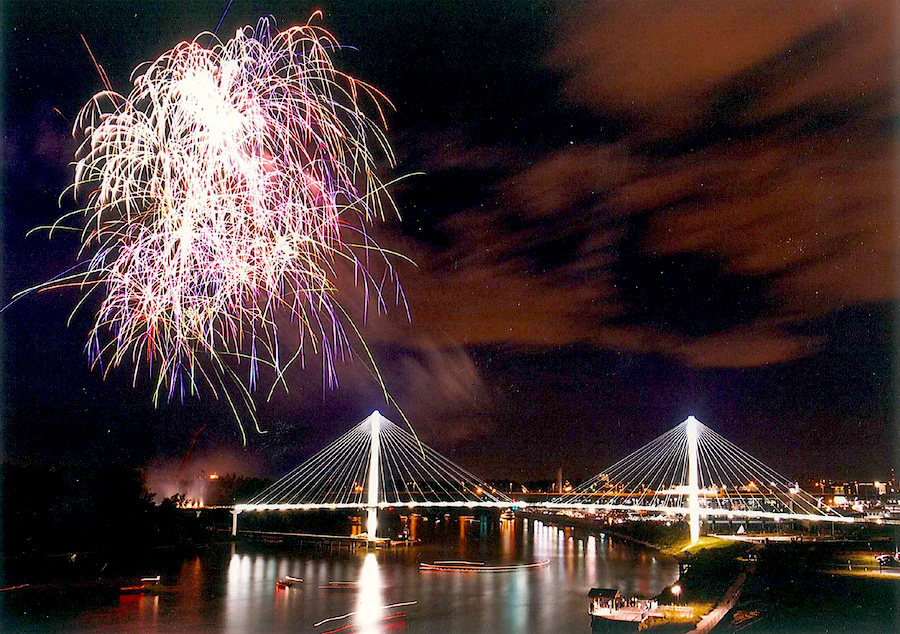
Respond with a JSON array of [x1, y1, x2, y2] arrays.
[[209, 473, 219, 480]]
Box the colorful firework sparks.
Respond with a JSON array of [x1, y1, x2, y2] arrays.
[[27, 15, 406, 439]]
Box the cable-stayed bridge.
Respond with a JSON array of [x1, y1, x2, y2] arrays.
[[545, 416, 851, 543], [233, 412, 853, 544], [234, 411, 516, 539]]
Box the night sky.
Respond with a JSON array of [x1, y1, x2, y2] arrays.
[[1, 0, 897, 495]]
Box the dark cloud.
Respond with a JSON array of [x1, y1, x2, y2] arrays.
[[387, 0, 899, 369], [383, 343, 494, 444]]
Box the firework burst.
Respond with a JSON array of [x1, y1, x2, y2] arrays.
[[30, 15, 406, 437]]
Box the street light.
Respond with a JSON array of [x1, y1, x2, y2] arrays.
[[671, 583, 682, 604]]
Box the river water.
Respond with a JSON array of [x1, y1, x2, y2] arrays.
[[5, 516, 679, 633]]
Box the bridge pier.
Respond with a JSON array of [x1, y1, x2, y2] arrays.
[[232, 508, 242, 536], [231, 509, 241, 537]]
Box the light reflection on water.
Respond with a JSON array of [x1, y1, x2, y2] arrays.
[[355, 553, 384, 634], [18, 518, 677, 634]]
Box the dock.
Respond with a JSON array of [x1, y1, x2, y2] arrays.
[[238, 530, 391, 553]]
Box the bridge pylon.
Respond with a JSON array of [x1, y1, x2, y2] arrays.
[[549, 415, 850, 530], [686, 415, 700, 545], [365, 411, 381, 542]]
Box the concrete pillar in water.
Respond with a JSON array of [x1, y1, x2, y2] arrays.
[[231, 508, 241, 537]]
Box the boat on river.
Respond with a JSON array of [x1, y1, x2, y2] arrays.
[[275, 576, 303, 589], [419, 559, 549, 572], [588, 588, 660, 629], [318, 580, 360, 590]]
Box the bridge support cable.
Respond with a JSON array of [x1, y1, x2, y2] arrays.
[[549, 416, 848, 530]]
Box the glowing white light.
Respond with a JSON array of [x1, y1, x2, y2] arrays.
[[686, 416, 700, 545], [366, 411, 381, 540]]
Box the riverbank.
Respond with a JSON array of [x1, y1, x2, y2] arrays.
[[525, 511, 751, 632], [710, 540, 900, 632], [518, 510, 671, 552], [519, 510, 733, 556], [530, 511, 900, 633]]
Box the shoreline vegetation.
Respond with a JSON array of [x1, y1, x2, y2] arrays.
[[0, 463, 267, 560]]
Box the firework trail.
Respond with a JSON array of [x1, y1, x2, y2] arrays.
[[26, 15, 407, 438]]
